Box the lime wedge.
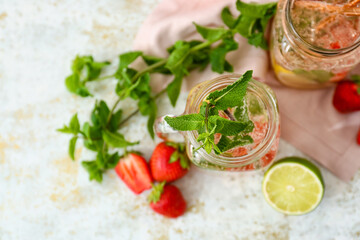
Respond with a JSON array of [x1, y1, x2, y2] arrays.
[[262, 157, 324, 215]]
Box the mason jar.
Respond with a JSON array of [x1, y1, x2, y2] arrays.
[[155, 74, 280, 171], [270, 0, 360, 88]]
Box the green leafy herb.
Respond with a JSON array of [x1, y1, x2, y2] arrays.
[[102, 130, 139, 148], [65, 56, 110, 97], [165, 71, 254, 154], [59, 1, 277, 182], [69, 136, 78, 160], [234, 0, 277, 49], [164, 114, 205, 131]]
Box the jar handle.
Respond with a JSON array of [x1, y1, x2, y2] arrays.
[[154, 114, 185, 142]]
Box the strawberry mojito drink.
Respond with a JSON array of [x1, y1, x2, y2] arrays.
[[271, 0, 360, 88], [159, 72, 280, 172]]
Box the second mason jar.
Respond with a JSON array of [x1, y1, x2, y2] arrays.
[[270, 0, 360, 88]]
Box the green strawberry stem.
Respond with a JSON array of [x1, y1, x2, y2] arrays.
[[148, 181, 166, 203]]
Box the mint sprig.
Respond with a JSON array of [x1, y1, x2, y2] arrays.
[[59, 1, 276, 182], [165, 70, 254, 155]]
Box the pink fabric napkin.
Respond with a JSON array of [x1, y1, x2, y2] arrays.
[[133, 0, 360, 181]]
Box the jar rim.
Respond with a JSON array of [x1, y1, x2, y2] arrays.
[[184, 74, 280, 167], [283, 0, 360, 58]]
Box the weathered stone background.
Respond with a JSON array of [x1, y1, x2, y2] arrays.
[[0, 0, 359, 239]]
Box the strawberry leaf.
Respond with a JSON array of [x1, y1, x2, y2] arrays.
[[169, 151, 180, 163], [179, 155, 190, 169], [148, 182, 166, 203]]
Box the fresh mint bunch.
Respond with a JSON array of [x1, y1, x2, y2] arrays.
[[57, 100, 138, 182], [59, 1, 277, 182], [165, 70, 255, 155], [222, 0, 277, 49]]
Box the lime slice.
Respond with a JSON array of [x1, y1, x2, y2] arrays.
[[262, 157, 324, 215]]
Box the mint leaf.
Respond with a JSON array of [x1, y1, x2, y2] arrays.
[[95, 152, 119, 169], [236, 1, 277, 19], [167, 72, 184, 107], [57, 125, 73, 134], [194, 23, 229, 42], [146, 99, 157, 139], [69, 136, 78, 160], [165, 114, 205, 131], [115, 67, 137, 84], [207, 70, 252, 110], [82, 161, 103, 183], [209, 115, 254, 136], [76, 87, 92, 97], [247, 32, 268, 50], [91, 100, 110, 127], [118, 51, 142, 72], [165, 41, 191, 75], [234, 99, 249, 122], [234, 15, 256, 38], [71, 56, 110, 81], [210, 38, 238, 73], [65, 56, 110, 97], [221, 7, 237, 29], [82, 122, 104, 152], [105, 152, 121, 169], [108, 109, 122, 132], [129, 73, 151, 100], [234, 1, 277, 49], [68, 113, 80, 134], [86, 61, 111, 81], [102, 129, 139, 148], [65, 74, 81, 94], [216, 135, 253, 153]]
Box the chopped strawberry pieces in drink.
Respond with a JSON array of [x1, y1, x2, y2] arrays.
[[249, 121, 268, 148], [330, 71, 348, 82], [261, 150, 276, 168], [228, 147, 248, 157], [330, 41, 341, 49]]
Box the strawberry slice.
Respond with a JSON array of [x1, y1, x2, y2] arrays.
[[148, 182, 186, 218], [115, 153, 153, 194]]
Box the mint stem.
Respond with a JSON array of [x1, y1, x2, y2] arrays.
[[118, 88, 167, 127], [96, 74, 115, 81], [224, 109, 236, 121], [132, 59, 167, 82]]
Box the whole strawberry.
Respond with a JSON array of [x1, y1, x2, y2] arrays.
[[333, 76, 360, 113], [150, 142, 190, 182], [357, 128, 360, 146], [115, 153, 153, 194], [148, 182, 186, 218]]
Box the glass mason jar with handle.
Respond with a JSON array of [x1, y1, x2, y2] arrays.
[[270, 0, 360, 88], [155, 74, 280, 171]]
